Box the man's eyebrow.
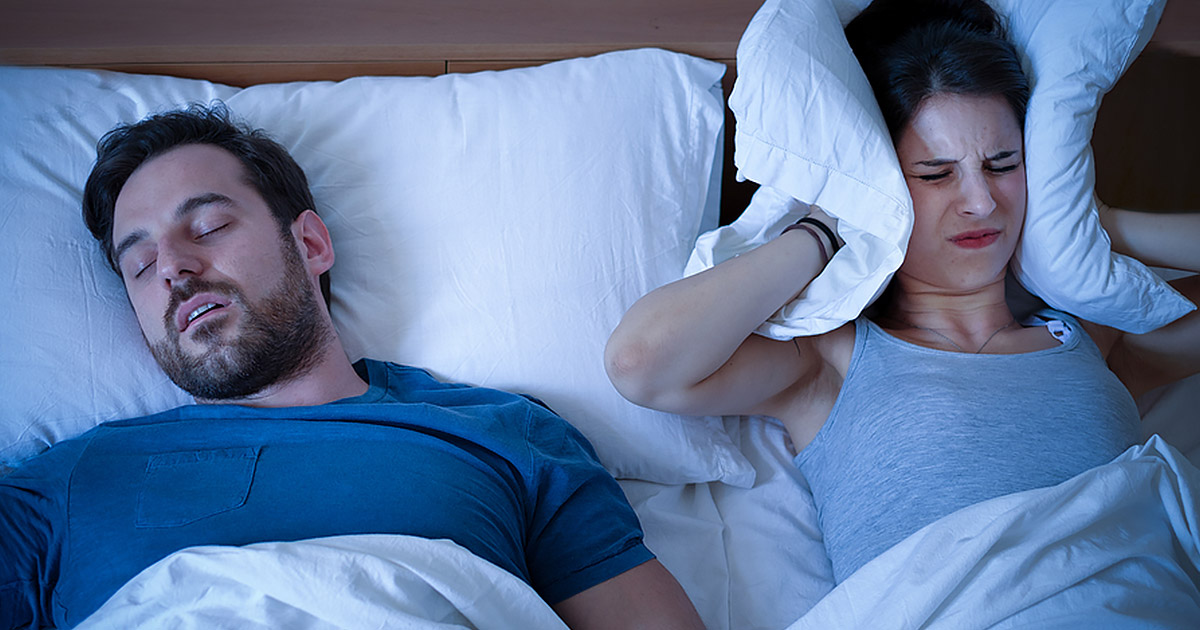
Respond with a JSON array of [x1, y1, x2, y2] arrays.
[[113, 192, 235, 265], [986, 149, 1020, 161]]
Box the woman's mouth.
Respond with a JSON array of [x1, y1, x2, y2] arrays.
[[949, 229, 1000, 249]]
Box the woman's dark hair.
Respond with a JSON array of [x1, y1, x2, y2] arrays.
[[82, 102, 330, 305], [845, 0, 1030, 140]]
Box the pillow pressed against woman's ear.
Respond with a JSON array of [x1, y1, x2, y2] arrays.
[[690, 0, 909, 339], [998, 0, 1193, 332]]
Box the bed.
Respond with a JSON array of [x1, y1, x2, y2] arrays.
[[1, 0, 1198, 628]]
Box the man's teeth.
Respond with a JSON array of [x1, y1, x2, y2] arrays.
[[187, 303, 221, 323]]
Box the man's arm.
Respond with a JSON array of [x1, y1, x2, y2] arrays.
[[0, 445, 74, 630], [552, 559, 705, 630], [519, 406, 704, 628]]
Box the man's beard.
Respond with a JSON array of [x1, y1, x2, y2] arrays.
[[149, 238, 331, 401]]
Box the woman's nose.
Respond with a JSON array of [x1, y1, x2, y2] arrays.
[[957, 172, 997, 217]]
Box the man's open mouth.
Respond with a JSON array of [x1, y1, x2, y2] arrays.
[[187, 303, 224, 325], [175, 294, 232, 333]]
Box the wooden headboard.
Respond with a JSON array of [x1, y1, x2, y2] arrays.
[[2, 0, 1195, 219]]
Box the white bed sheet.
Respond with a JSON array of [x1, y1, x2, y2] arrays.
[[621, 417, 835, 630]]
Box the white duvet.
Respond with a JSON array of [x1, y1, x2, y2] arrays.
[[77, 535, 568, 630], [789, 435, 1200, 629]]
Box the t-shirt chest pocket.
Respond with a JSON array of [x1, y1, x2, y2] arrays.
[[135, 447, 261, 528]]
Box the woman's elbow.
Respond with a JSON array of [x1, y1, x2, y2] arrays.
[[604, 333, 669, 408]]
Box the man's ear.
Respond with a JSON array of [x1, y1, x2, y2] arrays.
[[292, 210, 335, 276]]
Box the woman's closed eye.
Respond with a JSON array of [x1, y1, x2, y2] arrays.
[[984, 149, 1022, 175], [986, 163, 1020, 175], [914, 162, 1019, 181]]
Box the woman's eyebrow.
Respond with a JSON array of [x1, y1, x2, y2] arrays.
[[913, 149, 1020, 168], [914, 157, 957, 167]]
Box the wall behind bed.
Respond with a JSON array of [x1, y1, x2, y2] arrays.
[[1093, 1, 1199, 213]]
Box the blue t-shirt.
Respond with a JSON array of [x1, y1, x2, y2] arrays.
[[0, 359, 653, 629]]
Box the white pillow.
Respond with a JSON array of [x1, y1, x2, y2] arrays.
[[0, 69, 230, 466], [691, 0, 911, 338], [0, 50, 756, 486], [692, 0, 1193, 339], [999, 0, 1193, 333]]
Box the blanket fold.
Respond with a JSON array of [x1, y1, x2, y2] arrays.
[[77, 534, 569, 630]]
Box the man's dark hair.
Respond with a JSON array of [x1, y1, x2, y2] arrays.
[[845, 0, 1030, 141], [82, 102, 331, 306]]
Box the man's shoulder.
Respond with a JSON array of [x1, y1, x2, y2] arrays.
[[358, 358, 592, 452], [360, 358, 559, 414]]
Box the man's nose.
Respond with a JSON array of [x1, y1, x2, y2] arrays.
[[156, 238, 204, 286]]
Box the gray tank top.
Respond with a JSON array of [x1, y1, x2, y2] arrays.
[[794, 310, 1140, 582]]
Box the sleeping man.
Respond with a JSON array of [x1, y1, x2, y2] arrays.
[[0, 104, 704, 630]]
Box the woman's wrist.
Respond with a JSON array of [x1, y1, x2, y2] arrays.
[[781, 215, 840, 265], [781, 222, 831, 264]]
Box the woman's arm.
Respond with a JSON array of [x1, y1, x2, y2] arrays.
[[1099, 201, 1200, 271], [604, 211, 843, 419], [1106, 275, 1200, 398], [1094, 201, 1200, 397]]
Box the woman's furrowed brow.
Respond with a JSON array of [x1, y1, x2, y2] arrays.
[[914, 149, 1020, 167]]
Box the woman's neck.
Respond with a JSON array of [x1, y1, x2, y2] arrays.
[[878, 275, 1019, 352]]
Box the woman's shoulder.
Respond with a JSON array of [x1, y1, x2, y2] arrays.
[[1030, 308, 1119, 356], [811, 320, 858, 379]]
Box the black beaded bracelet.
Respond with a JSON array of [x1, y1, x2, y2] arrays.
[[782, 222, 829, 263], [781, 215, 840, 264], [795, 217, 840, 255]]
